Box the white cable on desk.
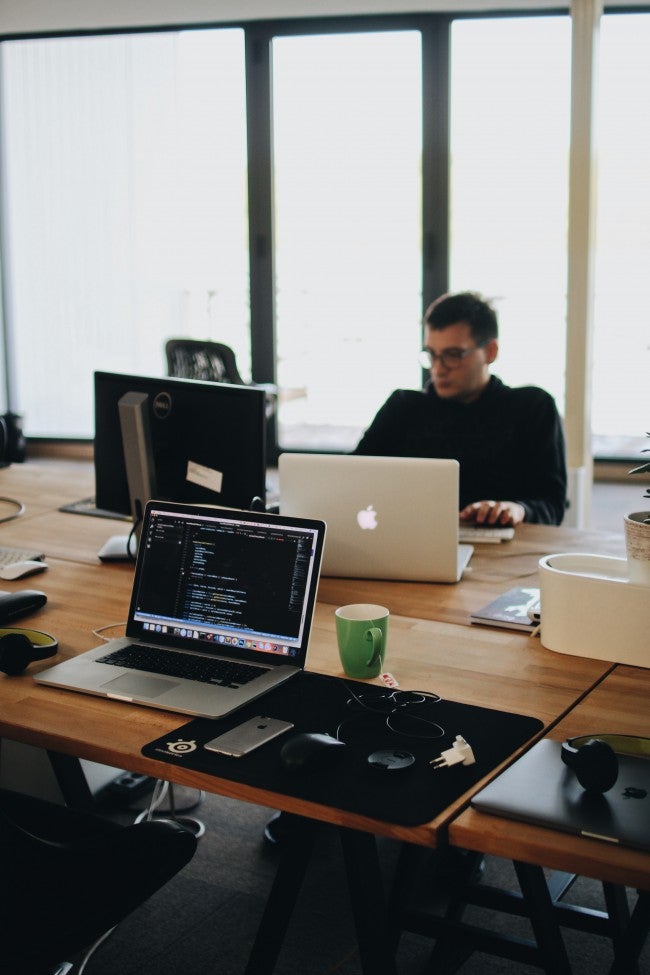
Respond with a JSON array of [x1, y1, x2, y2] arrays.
[[0, 496, 25, 522]]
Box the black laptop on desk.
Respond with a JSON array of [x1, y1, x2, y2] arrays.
[[472, 738, 650, 852], [35, 500, 326, 719]]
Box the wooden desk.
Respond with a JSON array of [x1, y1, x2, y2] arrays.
[[0, 457, 638, 973], [0, 456, 130, 563], [443, 667, 650, 973], [1, 452, 627, 578], [0, 457, 623, 839], [318, 522, 626, 624], [450, 665, 650, 890], [0, 456, 97, 517], [0, 560, 608, 845]]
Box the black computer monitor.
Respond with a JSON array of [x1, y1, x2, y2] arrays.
[[93, 371, 267, 516]]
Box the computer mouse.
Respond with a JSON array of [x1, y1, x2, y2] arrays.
[[279, 732, 346, 774], [367, 748, 415, 772], [0, 589, 47, 623], [0, 560, 48, 581]]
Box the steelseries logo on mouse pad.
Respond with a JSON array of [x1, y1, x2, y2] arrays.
[[165, 739, 198, 756], [148, 738, 199, 760]]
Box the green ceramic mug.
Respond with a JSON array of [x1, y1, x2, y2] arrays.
[[335, 603, 389, 679]]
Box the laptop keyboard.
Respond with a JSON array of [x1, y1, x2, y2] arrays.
[[98, 644, 267, 687], [458, 525, 515, 544]]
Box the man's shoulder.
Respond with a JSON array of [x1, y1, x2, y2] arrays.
[[381, 387, 432, 410], [388, 386, 429, 399], [491, 378, 558, 410], [511, 384, 556, 404]]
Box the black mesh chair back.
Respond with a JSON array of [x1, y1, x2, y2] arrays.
[[165, 338, 246, 385], [1, 787, 196, 975], [165, 337, 278, 430]]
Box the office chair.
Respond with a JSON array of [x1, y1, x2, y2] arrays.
[[164, 337, 278, 418], [165, 337, 246, 385], [0, 787, 197, 975]]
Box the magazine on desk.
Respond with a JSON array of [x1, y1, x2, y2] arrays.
[[470, 586, 540, 632]]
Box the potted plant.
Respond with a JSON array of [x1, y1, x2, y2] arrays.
[[624, 432, 650, 585]]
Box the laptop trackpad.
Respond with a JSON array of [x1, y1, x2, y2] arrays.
[[101, 673, 180, 698]]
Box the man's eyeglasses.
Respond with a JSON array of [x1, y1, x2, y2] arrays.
[[419, 342, 487, 371]]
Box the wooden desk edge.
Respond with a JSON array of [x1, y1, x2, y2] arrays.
[[449, 806, 650, 891], [0, 709, 455, 847]]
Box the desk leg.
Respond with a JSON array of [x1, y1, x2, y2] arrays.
[[602, 881, 637, 975], [339, 827, 398, 975], [608, 889, 650, 975], [244, 816, 318, 975], [513, 861, 572, 975]]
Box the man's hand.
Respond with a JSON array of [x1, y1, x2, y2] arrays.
[[459, 500, 526, 527]]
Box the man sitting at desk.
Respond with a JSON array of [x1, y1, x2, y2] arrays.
[[354, 291, 567, 526], [264, 292, 567, 848]]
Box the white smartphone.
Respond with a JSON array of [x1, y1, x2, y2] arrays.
[[204, 716, 294, 758]]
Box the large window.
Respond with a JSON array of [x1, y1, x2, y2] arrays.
[[0, 11, 647, 458], [448, 16, 571, 411], [271, 30, 422, 451], [593, 13, 650, 451], [0, 29, 249, 437]]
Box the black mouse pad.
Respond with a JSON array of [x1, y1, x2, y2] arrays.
[[142, 671, 543, 826]]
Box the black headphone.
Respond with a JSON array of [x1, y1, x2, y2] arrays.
[[562, 733, 650, 795], [561, 737, 619, 794], [0, 627, 58, 676]]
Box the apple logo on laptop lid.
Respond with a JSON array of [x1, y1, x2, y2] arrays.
[[357, 505, 378, 530]]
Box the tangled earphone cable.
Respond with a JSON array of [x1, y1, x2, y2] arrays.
[[336, 684, 445, 743]]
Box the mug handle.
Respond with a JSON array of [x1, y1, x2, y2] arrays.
[[364, 626, 384, 667]]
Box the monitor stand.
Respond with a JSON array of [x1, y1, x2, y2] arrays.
[[97, 391, 157, 562], [98, 532, 138, 562]]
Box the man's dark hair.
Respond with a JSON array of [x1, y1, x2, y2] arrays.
[[424, 291, 498, 344]]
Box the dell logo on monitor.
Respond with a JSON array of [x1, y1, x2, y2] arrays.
[[152, 392, 173, 420]]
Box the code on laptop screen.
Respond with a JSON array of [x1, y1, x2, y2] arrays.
[[131, 508, 320, 658]]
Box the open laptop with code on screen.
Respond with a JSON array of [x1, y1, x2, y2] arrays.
[[35, 500, 326, 719], [279, 454, 472, 583]]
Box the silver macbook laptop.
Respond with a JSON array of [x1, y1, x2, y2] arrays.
[[35, 500, 326, 719], [472, 738, 650, 852], [279, 454, 472, 583]]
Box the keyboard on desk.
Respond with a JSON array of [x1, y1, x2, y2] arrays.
[[0, 544, 45, 566], [97, 644, 267, 687], [458, 525, 515, 544]]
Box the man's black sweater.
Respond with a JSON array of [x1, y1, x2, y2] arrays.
[[354, 376, 567, 525]]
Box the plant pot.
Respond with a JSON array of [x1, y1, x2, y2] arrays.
[[624, 511, 650, 586]]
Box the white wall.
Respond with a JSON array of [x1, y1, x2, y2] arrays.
[[2, 0, 568, 36]]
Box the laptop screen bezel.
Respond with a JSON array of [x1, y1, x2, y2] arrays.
[[125, 500, 326, 667]]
